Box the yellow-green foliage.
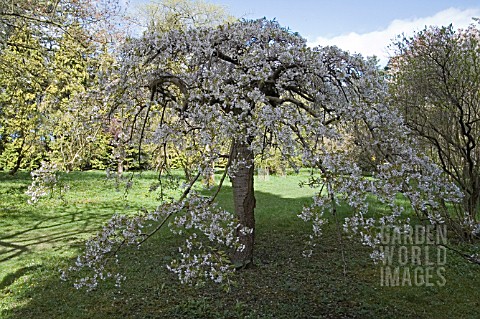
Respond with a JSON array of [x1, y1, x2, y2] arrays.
[[42, 26, 112, 171], [0, 25, 116, 172], [0, 26, 48, 171]]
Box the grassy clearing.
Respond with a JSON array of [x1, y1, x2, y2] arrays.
[[1, 170, 479, 318]]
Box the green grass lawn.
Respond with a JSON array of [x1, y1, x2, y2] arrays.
[[1, 170, 479, 318]]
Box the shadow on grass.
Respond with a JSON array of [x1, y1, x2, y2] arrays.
[[0, 189, 332, 318], [2, 180, 480, 318], [0, 186, 408, 319], [0, 201, 142, 263], [0, 241, 29, 263], [0, 265, 41, 290], [0, 170, 165, 267]]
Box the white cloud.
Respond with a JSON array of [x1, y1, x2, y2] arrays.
[[308, 7, 480, 65]]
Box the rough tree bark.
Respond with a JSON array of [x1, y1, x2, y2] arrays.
[[9, 136, 26, 175], [230, 138, 256, 267]]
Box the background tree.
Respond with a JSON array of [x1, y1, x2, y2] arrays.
[[0, 26, 48, 173], [135, 0, 233, 32], [0, 23, 114, 172], [389, 23, 480, 238], [0, 0, 127, 173], [0, 0, 125, 48], [43, 26, 116, 171]]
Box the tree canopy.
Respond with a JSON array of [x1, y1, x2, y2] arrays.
[[390, 24, 480, 238]]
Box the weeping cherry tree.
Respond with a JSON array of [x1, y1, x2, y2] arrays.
[[65, 19, 463, 290]]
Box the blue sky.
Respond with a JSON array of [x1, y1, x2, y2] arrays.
[[128, 0, 480, 64]]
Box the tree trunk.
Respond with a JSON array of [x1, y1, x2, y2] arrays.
[[117, 156, 124, 178], [203, 144, 215, 187], [230, 138, 256, 268], [113, 143, 125, 191], [9, 137, 26, 175], [9, 153, 23, 175], [467, 175, 480, 224]]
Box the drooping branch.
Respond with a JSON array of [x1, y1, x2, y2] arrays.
[[150, 74, 189, 112], [137, 170, 202, 246], [209, 139, 235, 204]]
